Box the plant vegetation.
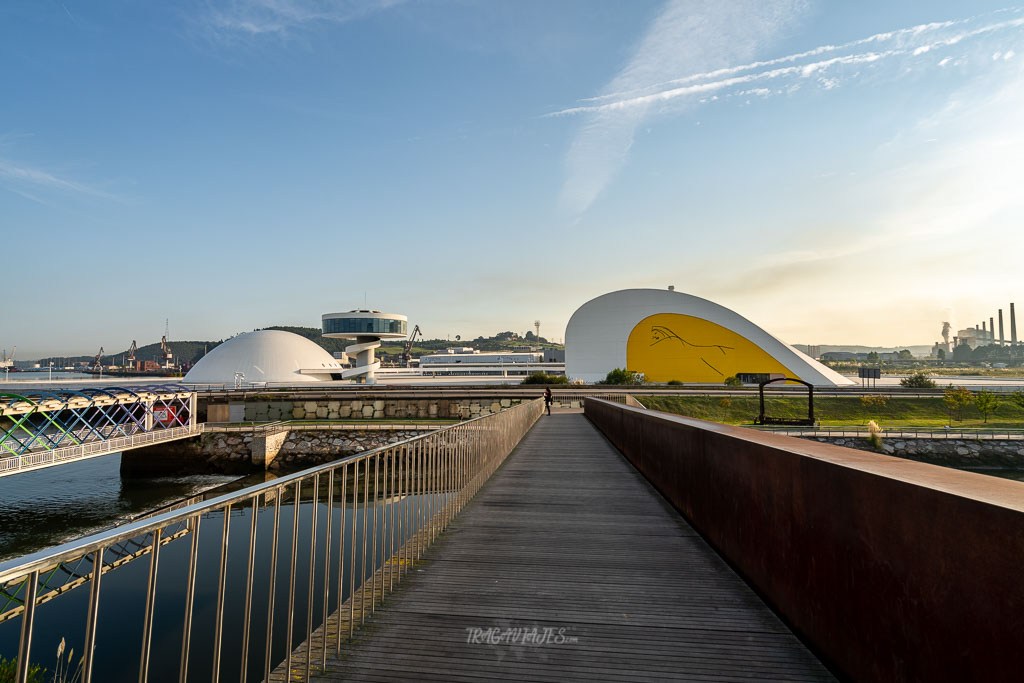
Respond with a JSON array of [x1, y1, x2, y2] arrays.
[[600, 368, 644, 385], [723, 375, 743, 387], [639, 394, 1024, 429], [867, 420, 884, 450], [900, 371, 936, 388], [520, 372, 568, 385], [974, 390, 1000, 423], [0, 654, 44, 683], [942, 386, 973, 421]]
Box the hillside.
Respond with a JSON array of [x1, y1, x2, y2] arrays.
[[36, 326, 564, 366]]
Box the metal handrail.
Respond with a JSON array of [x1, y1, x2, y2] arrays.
[[0, 398, 544, 682], [0, 424, 204, 477], [749, 425, 1024, 439]]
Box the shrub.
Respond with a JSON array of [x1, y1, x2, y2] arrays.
[[900, 371, 936, 389], [521, 372, 568, 385], [942, 386, 972, 421], [1012, 390, 1024, 411], [723, 375, 743, 387], [974, 390, 1000, 423], [0, 654, 44, 683], [860, 394, 888, 408], [719, 398, 732, 408], [600, 368, 643, 386], [866, 420, 884, 451], [667, 379, 683, 386]]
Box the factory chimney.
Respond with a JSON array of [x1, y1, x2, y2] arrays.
[[999, 310, 1005, 346], [1012, 303, 1018, 346], [990, 317, 995, 343]]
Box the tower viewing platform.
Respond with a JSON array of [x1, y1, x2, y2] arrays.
[[322, 310, 407, 385]]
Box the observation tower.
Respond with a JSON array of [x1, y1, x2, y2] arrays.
[[322, 310, 407, 384]]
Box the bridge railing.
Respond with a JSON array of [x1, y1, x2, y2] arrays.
[[584, 397, 1024, 683], [0, 398, 543, 683], [0, 423, 204, 477], [749, 425, 1024, 439]]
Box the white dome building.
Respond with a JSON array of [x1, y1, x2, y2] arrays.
[[184, 330, 345, 385], [566, 289, 853, 387]]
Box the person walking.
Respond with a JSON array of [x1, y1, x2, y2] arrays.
[[544, 387, 552, 416]]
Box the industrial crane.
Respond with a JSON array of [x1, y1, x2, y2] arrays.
[[0, 346, 14, 370], [401, 325, 423, 367], [160, 336, 174, 370], [91, 347, 104, 370], [126, 340, 138, 370]]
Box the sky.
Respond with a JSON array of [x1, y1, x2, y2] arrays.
[[2, 0, 1023, 358]]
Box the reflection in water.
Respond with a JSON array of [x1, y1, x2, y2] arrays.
[[0, 472, 429, 683], [0, 452, 243, 562]]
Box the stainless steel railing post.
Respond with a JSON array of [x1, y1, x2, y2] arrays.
[[262, 488, 281, 683], [334, 463, 348, 654], [304, 473, 319, 680], [348, 460, 359, 639], [138, 527, 162, 682], [211, 505, 231, 682], [320, 468, 334, 670], [83, 548, 103, 683], [15, 571, 38, 683], [284, 482, 301, 676], [239, 495, 259, 683], [180, 515, 202, 683]]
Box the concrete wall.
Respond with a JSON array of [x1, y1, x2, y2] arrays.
[[585, 398, 1024, 683]]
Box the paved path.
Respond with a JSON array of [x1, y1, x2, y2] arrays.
[[315, 413, 833, 681]]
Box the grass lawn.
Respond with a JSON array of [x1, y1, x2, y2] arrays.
[[639, 395, 1024, 430]]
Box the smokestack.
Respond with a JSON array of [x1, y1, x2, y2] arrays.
[[999, 310, 1005, 346], [990, 317, 995, 343], [1012, 303, 1018, 346]]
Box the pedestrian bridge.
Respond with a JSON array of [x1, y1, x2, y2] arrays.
[[0, 398, 1020, 682], [0, 385, 198, 477]]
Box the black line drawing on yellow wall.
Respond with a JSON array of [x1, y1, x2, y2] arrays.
[[649, 325, 734, 376]]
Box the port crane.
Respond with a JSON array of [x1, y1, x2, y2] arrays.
[[0, 346, 14, 370], [160, 336, 174, 370], [126, 340, 138, 370], [401, 325, 423, 367], [91, 347, 104, 371]]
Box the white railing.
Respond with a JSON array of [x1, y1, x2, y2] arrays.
[[0, 424, 204, 477]]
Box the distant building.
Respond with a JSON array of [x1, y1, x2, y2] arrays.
[[419, 349, 542, 367]]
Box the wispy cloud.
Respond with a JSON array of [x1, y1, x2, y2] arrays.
[[198, 0, 402, 39], [557, 0, 808, 215], [679, 59, 1024, 340], [554, 6, 1024, 215], [551, 11, 1024, 118], [0, 159, 119, 203]]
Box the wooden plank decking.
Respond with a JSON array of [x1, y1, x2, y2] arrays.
[[311, 412, 834, 681]]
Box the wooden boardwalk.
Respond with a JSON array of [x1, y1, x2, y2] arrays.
[[312, 413, 834, 681]]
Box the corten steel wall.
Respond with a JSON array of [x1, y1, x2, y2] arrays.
[[585, 398, 1024, 683]]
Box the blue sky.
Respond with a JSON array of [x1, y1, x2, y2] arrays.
[[3, 1, 1023, 358]]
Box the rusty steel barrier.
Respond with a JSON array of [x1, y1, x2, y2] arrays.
[[0, 399, 543, 682], [584, 397, 1024, 683]]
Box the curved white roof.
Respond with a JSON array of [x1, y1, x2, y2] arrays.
[[565, 289, 853, 387], [184, 330, 344, 384]]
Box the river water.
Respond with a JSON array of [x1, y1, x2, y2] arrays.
[[0, 453, 242, 563]]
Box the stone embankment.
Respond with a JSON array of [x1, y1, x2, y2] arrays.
[[806, 435, 1024, 468], [201, 428, 423, 470], [231, 397, 526, 422]]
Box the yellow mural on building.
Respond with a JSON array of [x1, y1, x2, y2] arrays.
[[625, 313, 794, 383]]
